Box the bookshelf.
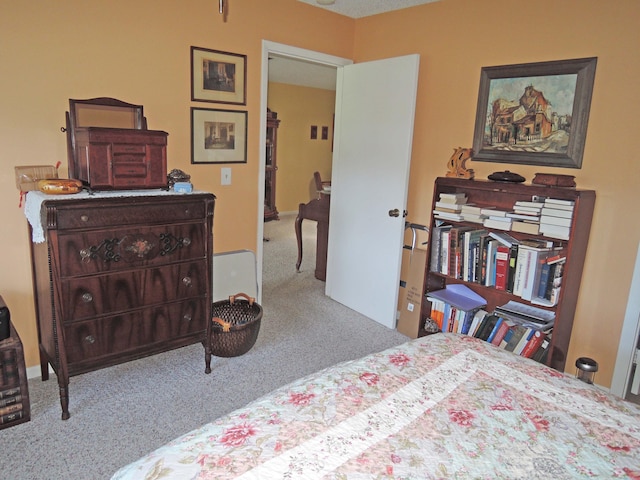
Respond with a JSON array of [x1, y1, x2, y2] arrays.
[[0, 320, 30, 429], [421, 177, 596, 371]]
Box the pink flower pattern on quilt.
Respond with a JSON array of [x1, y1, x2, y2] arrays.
[[112, 334, 640, 480]]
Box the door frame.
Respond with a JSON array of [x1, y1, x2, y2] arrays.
[[611, 241, 640, 397], [257, 40, 352, 301]]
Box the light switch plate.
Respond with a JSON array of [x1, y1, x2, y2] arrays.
[[221, 167, 231, 185]]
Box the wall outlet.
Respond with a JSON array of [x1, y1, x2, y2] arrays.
[[221, 167, 232, 185]]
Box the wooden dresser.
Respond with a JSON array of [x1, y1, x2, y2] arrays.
[[28, 192, 215, 419]]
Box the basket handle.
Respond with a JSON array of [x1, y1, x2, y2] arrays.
[[229, 292, 255, 306], [212, 317, 232, 332]]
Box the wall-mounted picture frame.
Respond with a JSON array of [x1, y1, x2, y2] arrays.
[[472, 57, 597, 168], [191, 46, 247, 105], [191, 107, 247, 164]]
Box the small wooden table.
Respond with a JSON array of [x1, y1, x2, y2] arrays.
[[295, 194, 330, 281]]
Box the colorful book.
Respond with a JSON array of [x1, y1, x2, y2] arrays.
[[521, 330, 546, 358], [491, 319, 515, 346], [494, 244, 510, 291]]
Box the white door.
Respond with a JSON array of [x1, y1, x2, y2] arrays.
[[326, 54, 420, 328]]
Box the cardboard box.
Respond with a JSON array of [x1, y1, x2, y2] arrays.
[[396, 246, 428, 338]]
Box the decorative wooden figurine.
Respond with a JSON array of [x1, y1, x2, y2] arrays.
[[446, 147, 474, 179]]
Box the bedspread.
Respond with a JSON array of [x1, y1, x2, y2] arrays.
[[111, 333, 640, 479]]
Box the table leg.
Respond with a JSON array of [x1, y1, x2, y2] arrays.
[[295, 210, 304, 272]]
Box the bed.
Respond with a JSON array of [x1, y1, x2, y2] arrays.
[[111, 333, 640, 479]]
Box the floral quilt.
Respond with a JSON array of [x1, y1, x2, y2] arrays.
[[111, 333, 640, 479]]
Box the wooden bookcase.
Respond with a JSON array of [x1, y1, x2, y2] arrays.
[[420, 177, 596, 372]]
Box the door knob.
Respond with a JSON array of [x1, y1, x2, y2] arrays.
[[388, 209, 408, 217]]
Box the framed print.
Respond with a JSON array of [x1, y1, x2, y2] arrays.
[[472, 57, 597, 168], [191, 46, 247, 105], [191, 107, 247, 164]]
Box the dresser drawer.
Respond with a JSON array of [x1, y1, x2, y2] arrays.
[[61, 261, 208, 321], [53, 198, 206, 230], [112, 144, 147, 155], [57, 222, 207, 277], [63, 299, 207, 365]]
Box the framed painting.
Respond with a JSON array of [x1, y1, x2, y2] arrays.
[[191, 107, 247, 164], [191, 46, 247, 105], [472, 57, 597, 168]]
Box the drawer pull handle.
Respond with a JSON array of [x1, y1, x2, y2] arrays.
[[183, 313, 192, 322], [82, 292, 93, 303], [84, 335, 96, 344], [183, 237, 191, 246], [182, 276, 192, 287], [80, 248, 91, 263], [80, 215, 89, 222]]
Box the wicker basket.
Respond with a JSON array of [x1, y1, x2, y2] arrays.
[[211, 293, 263, 357]]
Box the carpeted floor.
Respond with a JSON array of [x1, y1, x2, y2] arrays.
[[0, 212, 408, 479]]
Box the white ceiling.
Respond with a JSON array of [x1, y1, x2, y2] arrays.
[[268, 55, 338, 91], [269, 0, 440, 90], [297, 0, 440, 18]]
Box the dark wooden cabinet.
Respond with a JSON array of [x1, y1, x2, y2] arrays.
[[28, 193, 215, 419], [264, 109, 280, 221], [422, 178, 595, 371]]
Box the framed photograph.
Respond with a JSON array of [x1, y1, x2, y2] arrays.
[[472, 57, 597, 168], [191, 107, 247, 164], [191, 46, 246, 105]]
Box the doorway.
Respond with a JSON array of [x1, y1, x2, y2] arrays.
[[257, 41, 352, 302]]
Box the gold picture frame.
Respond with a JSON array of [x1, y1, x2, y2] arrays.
[[191, 46, 247, 105], [191, 107, 247, 164]]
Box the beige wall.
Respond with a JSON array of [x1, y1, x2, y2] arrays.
[[0, 0, 354, 369], [268, 82, 335, 213], [2, 0, 639, 388]]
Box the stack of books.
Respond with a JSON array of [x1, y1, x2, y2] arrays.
[[0, 385, 24, 426], [460, 204, 490, 224], [426, 291, 553, 362], [508, 200, 544, 234], [432, 192, 468, 222], [539, 198, 575, 240], [482, 208, 513, 231]]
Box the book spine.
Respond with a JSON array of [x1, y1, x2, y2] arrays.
[[429, 227, 444, 273], [0, 393, 21, 408], [521, 331, 546, 358], [536, 262, 551, 299], [513, 328, 535, 355], [0, 410, 25, 425], [494, 245, 509, 290], [0, 386, 21, 400], [440, 231, 450, 275], [490, 319, 512, 346], [486, 317, 504, 344], [0, 402, 23, 417], [512, 248, 530, 297], [506, 244, 518, 293]]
